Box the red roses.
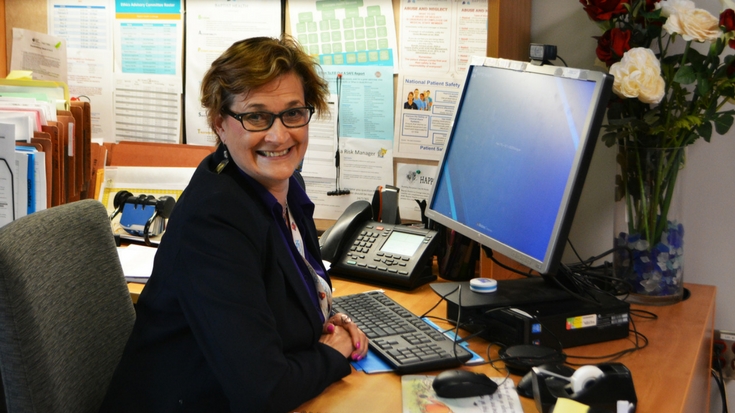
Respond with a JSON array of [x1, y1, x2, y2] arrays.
[[721, 8, 735, 49], [596, 28, 632, 66], [580, 0, 629, 21]]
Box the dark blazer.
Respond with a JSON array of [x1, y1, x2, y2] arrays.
[[100, 147, 351, 413]]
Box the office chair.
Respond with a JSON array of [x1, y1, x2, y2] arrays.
[[0, 199, 136, 413]]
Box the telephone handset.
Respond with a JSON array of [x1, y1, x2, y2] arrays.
[[320, 200, 439, 290], [320, 200, 373, 262]]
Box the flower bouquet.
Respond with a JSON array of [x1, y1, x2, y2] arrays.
[[580, 0, 735, 303]]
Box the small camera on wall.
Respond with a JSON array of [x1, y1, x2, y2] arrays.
[[109, 190, 176, 245], [530, 43, 558, 65]]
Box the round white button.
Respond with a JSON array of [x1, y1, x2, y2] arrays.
[[470, 278, 497, 293]]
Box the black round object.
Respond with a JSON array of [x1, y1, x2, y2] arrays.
[[516, 363, 575, 398], [498, 344, 565, 375], [432, 369, 499, 398]]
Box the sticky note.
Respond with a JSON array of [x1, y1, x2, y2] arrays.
[[554, 398, 590, 413]]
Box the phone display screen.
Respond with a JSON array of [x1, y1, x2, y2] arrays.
[[380, 231, 425, 257]]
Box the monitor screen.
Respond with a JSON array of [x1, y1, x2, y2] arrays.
[[426, 59, 612, 275]]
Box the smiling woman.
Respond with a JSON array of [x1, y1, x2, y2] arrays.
[[99, 35, 368, 413]]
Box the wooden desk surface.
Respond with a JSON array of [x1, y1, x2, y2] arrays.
[[127, 278, 715, 413], [291, 279, 716, 413]]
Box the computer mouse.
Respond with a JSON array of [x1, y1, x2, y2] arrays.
[[516, 363, 575, 398], [432, 369, 498, 398]]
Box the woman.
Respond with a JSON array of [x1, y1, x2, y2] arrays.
[[404, 91, 418, 110], [100, 36, 368, 413]]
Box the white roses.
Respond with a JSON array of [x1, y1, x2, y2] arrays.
[[610, 0, 721, 104], [609, 48, 666, 104], [656, 0, 719, 41]]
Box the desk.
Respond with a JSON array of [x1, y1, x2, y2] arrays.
[[128, 282, 144, 304], [291, 279, 715, 413], [126, 278, 714, 412]]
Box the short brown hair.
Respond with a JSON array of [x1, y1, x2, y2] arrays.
[[200, 35, 330, 144]]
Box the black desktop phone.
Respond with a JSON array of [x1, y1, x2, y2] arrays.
[[320, 200, 439, 290]]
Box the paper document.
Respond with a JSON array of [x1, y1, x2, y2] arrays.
[[0, 122, 16, 227], [117, 244, 157, 283], [10, 28, 68, 82], [401, 375, 523, 413]]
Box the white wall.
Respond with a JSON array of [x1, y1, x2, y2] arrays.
[[530, 1, 735, 410]]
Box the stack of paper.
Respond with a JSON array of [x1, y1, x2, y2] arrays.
[[116, 244, 157, 283]]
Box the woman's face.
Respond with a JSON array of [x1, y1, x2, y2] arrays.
[[216, 72, 308, 193]]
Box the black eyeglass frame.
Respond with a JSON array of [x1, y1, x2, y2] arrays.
[[221, 106, 315, 132]]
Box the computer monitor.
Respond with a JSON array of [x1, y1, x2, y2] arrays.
[[425, 58, 612, 278]]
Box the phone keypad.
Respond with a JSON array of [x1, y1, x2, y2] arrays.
[[332, 222, 439, 289]]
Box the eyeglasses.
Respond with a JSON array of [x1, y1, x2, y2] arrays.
[[222, 106, 315, 132]]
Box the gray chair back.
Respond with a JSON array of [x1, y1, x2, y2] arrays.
[[0, 200, 135, 413]]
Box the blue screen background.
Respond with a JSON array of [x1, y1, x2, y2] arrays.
[[429, 66, 596, 262]]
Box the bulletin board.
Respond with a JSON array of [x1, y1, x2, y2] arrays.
[[0, 0, 531, 221]]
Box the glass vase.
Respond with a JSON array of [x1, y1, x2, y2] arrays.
[[613, 145, 685, 305]]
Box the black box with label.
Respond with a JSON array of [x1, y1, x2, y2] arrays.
[[431, 278, 630, 349]]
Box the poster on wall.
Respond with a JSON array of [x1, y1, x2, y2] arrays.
[[302, 65, 395, 220], [183, 0, 282, 146], [112, 0, 184, 143], [392, 72, 465, 160], [48, 0, 115, 140], [396, 162, 437, 222], [288, 0, 398, 70], [398, 0, 488, 74]]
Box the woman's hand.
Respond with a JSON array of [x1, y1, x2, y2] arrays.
[[320, 312, 368, 361]]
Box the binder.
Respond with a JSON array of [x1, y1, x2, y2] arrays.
[[56, 112, 77, 203], [0, 79, 69, 111], [70, 101, 91, 198], [14, 145, 42, 214], [41, 122, 63, 206], [13, 150, 28, 218], [107, 141, 214, 167], [64, 108, 84, 199], [89, 142, 107, 201], [31, 132, 52, 208]]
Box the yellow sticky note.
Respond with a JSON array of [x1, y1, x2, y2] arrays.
[[553, 398, 590, 413], [6, 70, 33, 80]]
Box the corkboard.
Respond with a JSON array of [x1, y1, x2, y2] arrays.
[[3, 0, 46, 74]]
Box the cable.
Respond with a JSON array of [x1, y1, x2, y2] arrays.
[[420, 284, 459, 318], [419, 284, 471, 365], [713, 341, 730, 413], [712, 369, 729, 413], [1, 159, 15, 221], [482, 246, 535, 278], [451, 284, 463, 363]]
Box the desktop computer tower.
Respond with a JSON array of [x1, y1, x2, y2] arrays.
[[436, 281, 630, 350]]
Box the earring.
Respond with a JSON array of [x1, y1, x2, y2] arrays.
[[216, 146, 230, 174]]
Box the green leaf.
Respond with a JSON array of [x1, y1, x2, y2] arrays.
[[715, 113, 735, 135], [674, 65, 696, 85], [697, 73, 711, 95], [697, 121, 712, 141], [602, 131, 618, 147], [642, 108, 660, 123]]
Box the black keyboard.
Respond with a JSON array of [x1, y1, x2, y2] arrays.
[[332, 291, 472, 374]]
